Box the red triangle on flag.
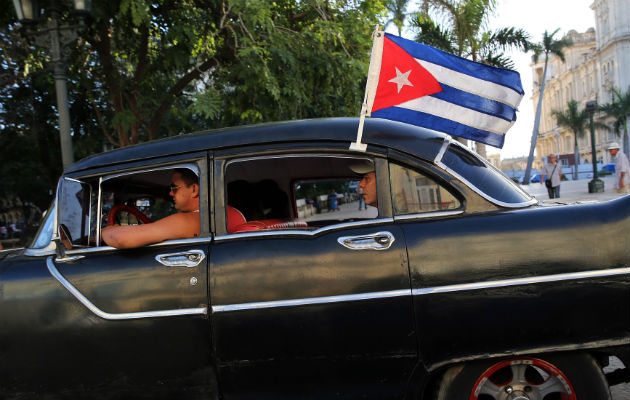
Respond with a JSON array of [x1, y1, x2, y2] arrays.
[[371, 37, 442, 113]]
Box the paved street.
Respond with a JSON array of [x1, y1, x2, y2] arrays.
[[519, 175, 625, 203], [522, 176, 629, 398]]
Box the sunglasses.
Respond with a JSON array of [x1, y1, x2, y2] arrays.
[[169, 184, 185, 193]]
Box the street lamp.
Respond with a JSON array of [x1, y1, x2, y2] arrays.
[[11, 0, 90, 170], [586, 100, 604, 193]]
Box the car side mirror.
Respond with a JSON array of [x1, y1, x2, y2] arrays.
[[57, 224, 73, 251]]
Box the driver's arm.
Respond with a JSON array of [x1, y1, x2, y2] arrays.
[[102, 212, 200, 249]]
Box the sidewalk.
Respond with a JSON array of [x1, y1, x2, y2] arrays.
[[520, 175, 627, 203]]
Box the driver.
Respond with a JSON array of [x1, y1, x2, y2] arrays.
[[102, 169, 200, 248]]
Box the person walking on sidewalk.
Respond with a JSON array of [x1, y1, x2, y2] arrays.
[[541, 154, 562, 199], [608, 142, 630, 194]]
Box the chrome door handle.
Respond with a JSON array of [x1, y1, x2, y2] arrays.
[[155, 250, 206, 267], [337, 231, 395, 251]]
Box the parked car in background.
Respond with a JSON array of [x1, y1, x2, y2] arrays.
[[0, 118, 628, 399]]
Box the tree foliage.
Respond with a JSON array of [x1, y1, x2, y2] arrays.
[[0, 0, 386, 217], [599, 86, 630, 158], [411, 0, 531, 69]]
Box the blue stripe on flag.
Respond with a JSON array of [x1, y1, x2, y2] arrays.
[[372, 107, 506, 148], [432, 84, 516, 122], [385, 33, 523, 95]]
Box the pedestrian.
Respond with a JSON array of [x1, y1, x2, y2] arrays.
[[607, 142, 630, 194], [540, 154, 562, 199], [327, 190, 339, 212]]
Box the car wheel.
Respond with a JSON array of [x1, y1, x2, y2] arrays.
[[436, 353, 610, 400]]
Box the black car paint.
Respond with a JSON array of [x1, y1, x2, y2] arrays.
[[0, 118, 627, 399]]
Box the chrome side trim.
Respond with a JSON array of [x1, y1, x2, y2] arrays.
[[212, 289, 411, 313], [213, 218, 395, 242], [46, 257, 207, 320], [413, 267, 630, 295], [394, 209, 464, 221], [211, 267, 630, 313], [62, 237, 212, 256]]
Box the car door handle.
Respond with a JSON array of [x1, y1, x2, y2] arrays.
[[155, 250, 206, 267], [337, 231, 395, 251]]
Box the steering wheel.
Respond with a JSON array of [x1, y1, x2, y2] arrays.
[[108, 204, 152, 226]]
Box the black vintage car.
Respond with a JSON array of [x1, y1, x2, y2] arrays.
[[0, 118, 628, 399]]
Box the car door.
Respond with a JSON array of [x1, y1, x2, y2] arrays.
[[209, 152, 417, 399], [28, 158, 216, 397]]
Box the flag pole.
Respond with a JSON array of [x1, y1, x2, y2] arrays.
[[350, 28, 384, 152]]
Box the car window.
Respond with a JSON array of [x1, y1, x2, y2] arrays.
[[440, 142, 533, 206], [57, 178, 95, 247], [224, 155, 379, 234], [30, 202, 56, 249], [390, 163, 461, 215], [99, 165, 199, 245], [57, 165, 200, 248]]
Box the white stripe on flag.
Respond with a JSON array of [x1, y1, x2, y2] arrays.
[[416, 59, 523, 109], [397, 96, 512, 135]]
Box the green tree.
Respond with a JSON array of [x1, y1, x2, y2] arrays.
[[411, 0, 531, 157], [552, 100, 607, 180], [385, 0, 411, 36], [522, 29, 572, 184], [599, 86, 630, 160]]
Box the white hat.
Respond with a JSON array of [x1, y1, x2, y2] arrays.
[[607, 142, 620, 150], [349, 160, 374, 174]]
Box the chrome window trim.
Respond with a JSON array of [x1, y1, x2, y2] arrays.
[[224, 153, 373, 169], [212, 289, 411, 313], [394, 209, 464, 221], [214, 218, 395, 242], [46, 257, 207, 320], [96, 176, 103, 245], [413, 267, 630, 295], [211, 267, 630, 313], [99, 163, 199, 183], [435, 138, 537, 209]]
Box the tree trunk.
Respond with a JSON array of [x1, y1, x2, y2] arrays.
[[523, 55, 549, 184], [573, 140, 580, 180]]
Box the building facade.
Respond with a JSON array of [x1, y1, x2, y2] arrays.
[[531, 0, 630, 168]]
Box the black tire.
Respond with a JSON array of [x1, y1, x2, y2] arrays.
[[436, 352, 611, 400]]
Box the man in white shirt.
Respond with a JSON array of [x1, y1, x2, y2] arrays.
[[608, 142, 630, 194], [540, 154, 562, 199]]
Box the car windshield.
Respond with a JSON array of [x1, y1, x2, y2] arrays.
[[439, 142, 534, 207]]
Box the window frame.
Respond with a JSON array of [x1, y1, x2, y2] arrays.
[[434, 138, 537, 208], [214, 151, 394, 239]]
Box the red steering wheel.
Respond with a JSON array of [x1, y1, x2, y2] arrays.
[[108, 204, 152, 226]]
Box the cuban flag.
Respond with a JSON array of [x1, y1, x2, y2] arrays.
[[365, 33, 524, 149]]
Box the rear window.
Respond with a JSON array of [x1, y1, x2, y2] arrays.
[[440, 143, 533, 206]]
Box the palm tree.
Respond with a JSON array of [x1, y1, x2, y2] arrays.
[[411, 0, 531, 157], [522, 29, 572, 184], [552, 100, 608, 180], [599, 86, 630, 160], [385, 0, 411, 36], [552, 101, 588, 180]]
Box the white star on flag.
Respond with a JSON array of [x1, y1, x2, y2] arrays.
[[388, 67, 413, 93]]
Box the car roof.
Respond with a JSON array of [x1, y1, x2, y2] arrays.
[[66, 118, 447, 174]]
